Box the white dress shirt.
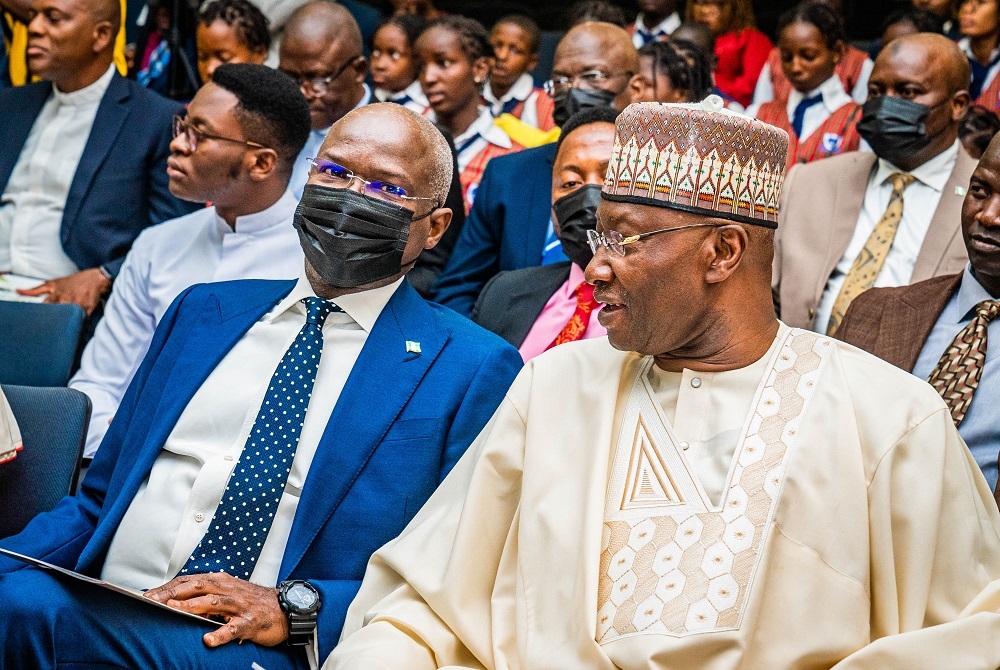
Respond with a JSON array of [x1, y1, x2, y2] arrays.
[[448, 106, 514, 173], [813, 141, 960, 334], [374, 79, 430, 116], [290, 84, 372, 199], [630, 12, 681, 48], [748, 74, 852, 140], [483, 73, 534, 116], [0, 64, 116, 279], [751, 57, 873, 107], [101, 273, 403, 592], [70, 190, 304, 457]]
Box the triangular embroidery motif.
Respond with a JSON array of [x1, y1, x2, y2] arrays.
[[622, 418, 683, 509]]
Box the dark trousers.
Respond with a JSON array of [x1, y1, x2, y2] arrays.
[[0, 567, 311, 669]]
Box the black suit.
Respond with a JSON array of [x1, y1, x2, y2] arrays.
[[472, 261, 571, 348]]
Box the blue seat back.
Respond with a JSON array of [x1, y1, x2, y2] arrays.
[[0, 301, 85, 386]]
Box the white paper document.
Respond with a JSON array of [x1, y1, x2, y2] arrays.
[[0, 273, 47, 303]]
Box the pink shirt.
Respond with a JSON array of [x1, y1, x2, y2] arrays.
[[518, 263, 607, 362]]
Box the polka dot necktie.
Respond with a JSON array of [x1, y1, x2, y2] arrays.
[[926, 300, 1000, 426], [179, 297, 340, 580], [827, 172, 916, 335]]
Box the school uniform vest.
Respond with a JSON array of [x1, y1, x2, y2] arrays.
[[756, 99, 862, 167]]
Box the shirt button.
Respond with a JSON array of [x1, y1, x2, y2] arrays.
[[195, 512, 205, 522], [690, 377, 702, 388], [224, 455, 234, 461], [679, 441, 690, 450]]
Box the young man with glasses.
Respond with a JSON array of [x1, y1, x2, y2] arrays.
[[330, 98, 1000, 670], [279, 1, 372, 199], [0, 101, 521, 669], [69, 63, 310, 460]]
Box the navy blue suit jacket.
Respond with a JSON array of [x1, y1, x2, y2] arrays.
[[0, 73, 199, 277], [0, 278, 521, 659], [431, 143, 557, 316]]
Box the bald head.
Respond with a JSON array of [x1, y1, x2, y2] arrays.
[[554, 21, 640, 76], [284, 0, 363, 56], [880, 32, 970, 94]]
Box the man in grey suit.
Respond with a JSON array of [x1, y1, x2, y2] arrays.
[[774, 33, 974, 332]]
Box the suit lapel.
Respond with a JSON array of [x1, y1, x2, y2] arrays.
[[279, 283, 449, 577], [507, 263, 572, 346], [911, 149, 974, 282], [522, 144, 557, 267], [817, 153, 875, 304], [81, 281, 294, 568], [877, 274, 963, 372], [0, 83, 51, 192], [61, 74, 132, 240]]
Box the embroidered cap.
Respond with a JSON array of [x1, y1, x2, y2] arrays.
[[602, 96, 789, 228]]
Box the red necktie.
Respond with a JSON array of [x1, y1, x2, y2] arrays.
[[546, 282, 597, 350]]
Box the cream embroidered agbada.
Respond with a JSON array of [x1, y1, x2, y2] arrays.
[[327, 330, 1000, 669]]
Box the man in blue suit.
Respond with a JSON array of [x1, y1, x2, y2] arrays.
[[431, 21, 638, 317], [0, 0, 197, 314], [0, 103, 522, 669]]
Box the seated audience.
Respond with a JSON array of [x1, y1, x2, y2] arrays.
[[0, 388, 20, 466], [432, 21, 638, 316], [195, 0, 270, 84], [472, 107, 617, 359], [754, 0, 872, 107], [254, 0, 382, 62], [867, 7, 944, 60], [566, 0, 628, 27], [391, 0, 441, 20], [670, 21, 745, 109], [750, 4, 862, 166], [0, 103, 522, 668], [837, 131, 1000, 492], [960, 0, 1000, 111], [627, 0, 681, 47], [69, 64, 309, 458], [133, 0, 199, 100], [1, 0, 196, 314], [914, 0, 961, 38], [629, 39, 714, 103], [279, 1, 371, 199], [328, 99, 1000, 670], [960, 103, 1000, 156], [687, 0, 772, 107], [371, 14, 430, 115], [483, 15, 555, 131], [774, 33, 974, 332], [417, 16, 524, 213]]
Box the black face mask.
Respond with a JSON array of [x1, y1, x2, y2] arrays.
[[552, 184, 602, 269], [552, 87, 617, 127], [856, 96, 945, 166], [293, 184, 413, 288]]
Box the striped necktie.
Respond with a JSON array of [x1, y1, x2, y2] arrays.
[[179, 297, 340, 580], [927, 300, 1000, 426], [827, 172, 916, 335]]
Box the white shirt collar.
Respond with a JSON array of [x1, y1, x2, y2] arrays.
[[357, 83, 372, 108], [376, 80, 429, 107], [959, 37, 1000, 64], [211, 188, 299, 237], [52, 63, 116, 106], [873, 140, 960, 193], [483, 73, 535, 105], [786, 74, 852, 116], [268, 270, 404, 333], [634, 12, 681, 37], [453, 106, 512, 150]]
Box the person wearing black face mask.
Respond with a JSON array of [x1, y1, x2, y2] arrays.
[[472, 107, 619, 360], [774, 32, 977, 333], [432, 22, 638, 317], [0, 102, 524, 670]]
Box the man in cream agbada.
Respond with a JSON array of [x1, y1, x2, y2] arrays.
[[327, 98, 1000, 669]]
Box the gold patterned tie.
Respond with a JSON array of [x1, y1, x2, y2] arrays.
[[927, 300, 1000, 426], [827, 172, 917, 335]]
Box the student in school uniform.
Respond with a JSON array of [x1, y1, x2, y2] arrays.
[[482, 15, 555, 131], [371, 14, 431, 116], [749, 4, 862, 167], [959, 0, 1000, 111], [416, 15, 524, 213]]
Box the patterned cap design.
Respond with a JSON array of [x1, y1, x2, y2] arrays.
[[602, 97, 788, 228]]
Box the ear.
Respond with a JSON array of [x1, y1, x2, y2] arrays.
[[527, 52, 539, 73], [92, 21, 115, 55], [951, 89, 971, 122], [627, 73, 646, 103], [705, 224, 748, 284], [351, 56, 368, 84], [423, 207, 453, 249], [472, 56, 490, 85], [246, 147, 279, 181], [250, 45, 269, 63], [670, 87, 690, 103], [832, 40, 844, 65]]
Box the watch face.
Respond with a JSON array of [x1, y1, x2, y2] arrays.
[[287, 583, 317, 609]]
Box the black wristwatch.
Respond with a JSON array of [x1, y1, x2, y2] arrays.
[[278, 579, 322, 646]]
